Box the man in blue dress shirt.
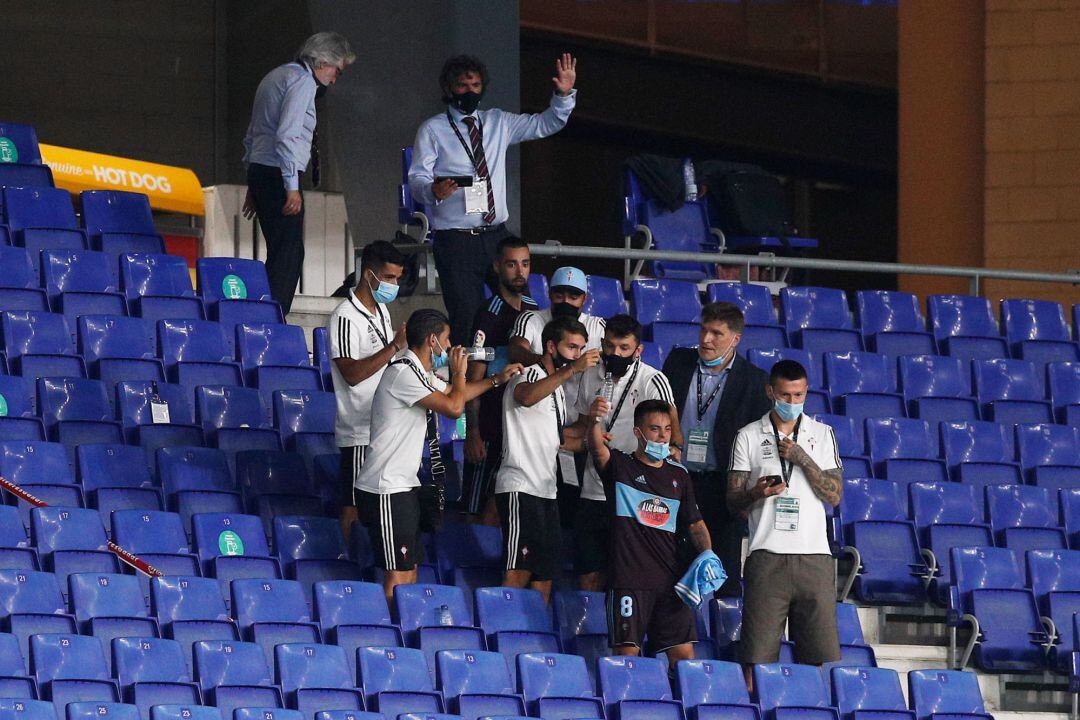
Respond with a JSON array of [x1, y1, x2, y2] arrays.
[[408, 53, 578, 345], [242, 32, 355, 315]]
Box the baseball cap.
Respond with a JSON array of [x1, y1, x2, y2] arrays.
[[549, 266, 588, 294]]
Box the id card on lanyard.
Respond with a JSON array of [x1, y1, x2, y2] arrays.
[[686, 367, 725, 469]]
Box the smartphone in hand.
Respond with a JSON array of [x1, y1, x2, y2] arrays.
[[761, 475, 784, 487]]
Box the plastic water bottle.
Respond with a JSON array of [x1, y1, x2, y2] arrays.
[[682, 159, 697, 202], [437, 604, 453, 626], [468, 347, 495, 362], [601, 372, 615, 404]]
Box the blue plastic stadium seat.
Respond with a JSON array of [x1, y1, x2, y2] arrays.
[[812, 415, 868, 479], [927, 295, 1008, 361], [780, 287, 862, 354], [273, 516, 360, 599], [754, 663, 839, 720], [598, 655, 683, 720], [630, 279, 703, 337], [865, 418, 946, 484], [625, 169, 717, 280], [157, 318, 242, 387], [273, 390, 335, 454], [115, 379, 200, 447], [29, 633, 119, 716], [0, 379, 45, 445], [898, 355, 979, 425], [80, 191, 164, 253], [855, 291, 936, 357], [3, 187, 87, 255], [111, 510, 193, 563], [77, 315, 163, 385], [231, 578, 318, 642], [474, 587, 556, 648], [1016, 423, 1080, 490], [237, 322, 320, 391], [394, 583, 473, 647], [237, 450, 317, 520], [1061, 488, 1080, 550], [149, 575, 236, 671], [119, 253, 197, 317], [232, 710, 299, 720], [830, 666, 913, 720], [76, 444, 159, 529], [311, 327, 332, 391], [985, 484, 1066, 566], [149, 707, 221, 720], [949, 547, 1048, 672], [41, 249, 122, 311], [907, 670, 992, 720], [551, 590, 608, 665], [1, 310, 81, 376], [67, 571, 151, 637], [0, 440, 75, 489], [707, 282, 778, 324], [29, 507, 117, 583], [973, 358, 1053, 425], [1026, 548, 1080, 672], [0, 161, 53, 189], [0, 247, 49, 311], [517, 652, 605, 719], [939, 420, 1020, 486], [195, 384, 274, 442], [824, 351, 904, 425], [0, 701, 57, 720], [749, 348, 821, 388], [111, 636, 200, 718], [0, 568, 71, 661], [0, 121, 44, 163], [275, 642, 365, 716], [583, 275, 627, 317], [675, 658, 758, 720], [838, 478, 926, 604], [909, 482, 992, 606], [35, 377, 122, 448], [432, 525, 503, 584], [190, 512, 278, 587], [155, 446, 237, 525], [196, 258, 283, 323], [193, 639, 282, 718], [1001, 298, 1076, 358], [66, 703, 141, 720], [313, 580, 399, 673], [435, 649, 525, 718], [356, 646, 444, 717], [1048, 361, 1080, 427]]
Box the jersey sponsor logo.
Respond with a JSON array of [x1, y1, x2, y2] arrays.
[[632, 474, 646, 485], [615, 483, 680, 533], [473, 329, 486, 347]]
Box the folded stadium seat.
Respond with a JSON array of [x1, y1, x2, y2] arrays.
[[1, 310, 85, 379], [582, 275, 628, 318], [938, 420, 1020, 486], [149, 708, 221, 720], [596, 655, 682, 720], [473, 587, 559, 652], [624, 168, 718, 280], [311, 327, 332, 392], [77, 315, 164, 387], [898, 355, 979, 425], [0, 701, 58, 720], [272, 390, 336, 462], [116, 380, 203, 462], [908, 482, 992, 607], [0, 378, 47, 445], [111, 636, 201, 718], [0, 161, 53, 189], [29, 507, 120, 590], [274, 643, 365, 717], [1048, 361, 1080, 427], [907, 669, 993, 720], [237, 451, 322, 531], [830, 667, 913, 720], [149, 575, 238, 672], [837, 478, 927, 604], [780, 287, 862, 355], [855, 291, 937, 358], [824, 352, 905, 426], [80, 191, 165, 255], [29, 633, 120, 716], [0, 439, 77, 490], [272, 516, 362, 600], [0, 568, 74, 666], [35, 377, 123, 449], [195, 385, 281, 462], [230, 578, 319, 650], [1059, 487, 1080, 551], [0, 120, 44, 164], [865, 418, 947, 484], [551, 590, 609, 676], [927, 295, 1009, 366], [432, 524, 503, 585], [190, 513, 280, 600], [66, 703, 141, 720], [675, 659, 759, 720], [397, 146, 426, 236], [0, 246, 49, 312], [111, 509, 197, 570], [985, 484, 1067, 569], [192, 639, 283, 718], [356, 645, 443, 716], [708, 284, 787, 354], [41, 249, 126, 317], [972, 358, 1053, 425], [232, 710, 300, 720], [1016, 423, 1080, 491], [435, 649, 525, 718], [749, 349, 830, 414], [394, 583, 478, 652], [948, 546, 1050, 672], [630, 278, 702, 342], [235, 322, 319, 392], [754, 663, 839, 720], [157, 319, 243, 389], [75, 444, 162, 531], [67, 572, 158, 673], [119, 253, 203, 322], [312, 580, 401, 675], [1001, 297, 1079, 364], [196, 257, 284, 324], [155, 447, 241, 531], [517, 652, 607, 720], [2, 187, 88, 260], [652, 323, 701, 355], [811, 414, 871, 479], [1026, 548, 1080, 672]]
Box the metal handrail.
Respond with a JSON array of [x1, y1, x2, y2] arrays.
[[527, 242, 1080, 296]]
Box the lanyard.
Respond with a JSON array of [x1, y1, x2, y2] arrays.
[[605, 362, 640, 432], [770, 414, 803, 485], [352, 295, 390, 347], [446, 110, 484, 174], [552, 385, 565, 445], [695, 365, 726, 422]]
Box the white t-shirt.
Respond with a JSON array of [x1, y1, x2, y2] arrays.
[[328, 293, 396, 447], [729, 412, 841, 556], [495, 363, 567, 500], [354, 350, 447, 495], [511, 308, 605, 422], [574, 360, 676, 501]]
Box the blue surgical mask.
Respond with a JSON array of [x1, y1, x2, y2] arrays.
[[702, 337, 737, 368], [774, 399, 803, 422], [368, 270, 399, 304], [637, 430, 671, 461], [432, 338, 448, 370]]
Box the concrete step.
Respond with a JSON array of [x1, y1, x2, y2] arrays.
[[287, 292, 447, 353]]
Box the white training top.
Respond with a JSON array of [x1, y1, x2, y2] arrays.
[[574, 359, 676, 502], [328, 292, 396, 447], [510, 308, 605, 422], [730, 412, 841, 556], [495, 363, 568, 500], [354, 350, 447, 495]]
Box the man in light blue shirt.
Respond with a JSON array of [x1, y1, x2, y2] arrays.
[[242, 32, 355, 315], [408, 53, 578, 345]]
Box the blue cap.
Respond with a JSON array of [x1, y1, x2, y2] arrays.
[[550, 266, 588, 294]]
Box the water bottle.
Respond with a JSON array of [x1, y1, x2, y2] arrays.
[[683, 159, 697, 202], [601, 372, 615, 406], [437, 604, 453, 626], [468, 347, 495, 362]]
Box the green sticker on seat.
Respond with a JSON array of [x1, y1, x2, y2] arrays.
[[222, 274, 247, 299], [218, 530, 244, 556], [0, 394, 7, 417], [0, 138, 17, 163]]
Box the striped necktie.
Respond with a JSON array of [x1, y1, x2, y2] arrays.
[[462, 116, 496, 224]]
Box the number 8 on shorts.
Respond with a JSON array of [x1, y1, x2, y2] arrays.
[[620, 595, 634, 617]]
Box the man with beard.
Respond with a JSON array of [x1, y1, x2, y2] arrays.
[[408, 53, 578, 346], [462, 236, 539, 524]]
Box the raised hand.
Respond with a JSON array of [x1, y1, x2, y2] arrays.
[[552, 53, 577, 96], [572, 348, 601, 374]]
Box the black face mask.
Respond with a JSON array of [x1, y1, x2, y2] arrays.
[[450, 91, 482, 115], [314, 82, 328, 99], [552, 351, 574, 370], [602, 353, 635, 377], [550, 302, 580, 320]]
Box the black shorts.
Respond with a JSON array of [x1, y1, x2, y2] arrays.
[[357, 488, 423, 571], [340, 446, 368, 507], [574, 498, 610, 575], [462, 441, 502, 515], [496, 492, 562, 582], [608, 587, 697, 655]]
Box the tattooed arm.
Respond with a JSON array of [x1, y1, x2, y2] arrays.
[[727, 469, 785, 513], [687, 520, 712, 554], [779, 437, 843, 506]]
